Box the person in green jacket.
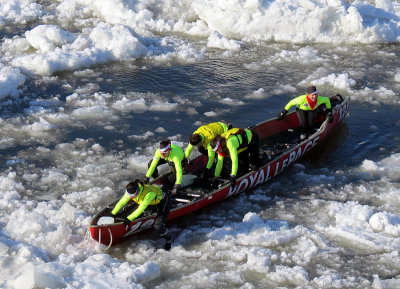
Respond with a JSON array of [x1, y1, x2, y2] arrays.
[[111, 179, 174, 250], [209, 128, 260, 189], [145, 139, 186, 194], [185, 121, 231, 180], [277, 85, 333, 141]]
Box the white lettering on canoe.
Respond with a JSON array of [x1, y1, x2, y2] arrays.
[[123, 218, 155, 237], [256, 168, 265, 185], [249, 172, 259, 187], [265, 164, 271, 181], [288, 150, 297, 165], [304, 140, 313, 153], [281, 157, 289, 171], [225, 133, 325, 199], [236, 178, 248, 195], [296, 147, 303, 160], [275, 161, 280, 175]]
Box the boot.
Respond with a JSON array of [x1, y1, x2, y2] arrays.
[[164, 235, 174, 251]]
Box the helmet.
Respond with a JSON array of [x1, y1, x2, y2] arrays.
[[306, 85, 318, 94], [126, 180, 140, 197]]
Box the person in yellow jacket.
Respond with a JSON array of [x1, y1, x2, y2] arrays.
[[277, 85, 332, 141], [209, 128, 260, 189], [184, 121, 231, 180], [111, 179, 174, 250], [145, 139, 186, 194]]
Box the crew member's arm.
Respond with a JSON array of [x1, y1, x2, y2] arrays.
[[184, 144, 194, 159], [284, 97, 300, 111], [227, 139, 239, 176], [146, 150, 161, 179], [111, 193, 130, 215], [127, 192, 156, 221], [173, 156, 183, 185], [206, 144, 215, 169], [214, 155, 224, 177]]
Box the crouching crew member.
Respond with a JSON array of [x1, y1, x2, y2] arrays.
[[277, 85, 332, 141], [210, 128, 260, 189], [111, 180, 174, 250], [145, 139, 186, 195], [185, 121, 231, 180]]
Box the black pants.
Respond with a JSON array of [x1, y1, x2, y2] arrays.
[[198, 145, 207, 156], [154, 193, 173, 243], [247, 131, 260, 166], [297, 109, 318, 136], [238, 131, 260, 169]]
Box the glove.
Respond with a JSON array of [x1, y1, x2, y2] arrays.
[[202, 168, 211, 181], [123, 217, 131, 230], [171, 184, 181, 195], [327, 110, 333, 123], [249, 163, 257, 171], [229, 175, 236, 189], [143, 177, 150, 184], [211, 177, 219, 189], [277, 109, 287, 120]]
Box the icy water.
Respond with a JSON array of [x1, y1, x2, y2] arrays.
[[1, 0, 400, 288]]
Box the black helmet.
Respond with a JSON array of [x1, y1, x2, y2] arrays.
[[126, 180, 141, 196], [306, 86, 317, 94]]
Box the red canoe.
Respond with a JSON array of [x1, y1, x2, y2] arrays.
[[90, 94, 350, 248]]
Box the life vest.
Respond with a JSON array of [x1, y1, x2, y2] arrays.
[[221, 128, 250, 150], [194, 122, 228, 148], [132, 185, 163, 205]]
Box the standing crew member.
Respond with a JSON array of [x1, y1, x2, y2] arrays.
[[185, 121, 231, 180], [145, 139, 186, 194], [210, 128, 259, 190], [277, 85, 333, 141], [111, 180, 174, 250]]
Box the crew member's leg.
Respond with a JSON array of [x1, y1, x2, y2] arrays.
[[297, 110, 309, 140], [307, 109, 318, 135], [247, 131, 260, 169], [154, 193, 174, 250]]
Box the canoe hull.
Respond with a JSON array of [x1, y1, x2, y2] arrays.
[[90, 95, 350, 246]]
